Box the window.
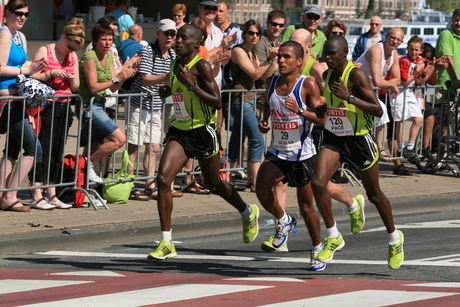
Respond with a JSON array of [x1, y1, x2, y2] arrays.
[[424, 28, 434, 35], [411, 28, 421, 35]]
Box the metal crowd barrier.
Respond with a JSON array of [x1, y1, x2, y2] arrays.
[[2, 84, 455, 212]]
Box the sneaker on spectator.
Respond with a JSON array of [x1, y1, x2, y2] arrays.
[[393, 163, 412, 176], [402, 148, 416, 158], [87, 161, 103, 183], [422, 148, 434, 160], [85, 194, 107, 207]]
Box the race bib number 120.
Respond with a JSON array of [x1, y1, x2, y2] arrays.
[[325, 107, 353, 136]]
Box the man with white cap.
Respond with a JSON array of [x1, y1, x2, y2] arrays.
[[281, 4, 325, 59], [127, 19, 179, 200]]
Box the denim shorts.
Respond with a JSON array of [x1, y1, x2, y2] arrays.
[[79, 100, 118, 147]]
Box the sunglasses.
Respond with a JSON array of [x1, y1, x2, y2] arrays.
[[305, 14, 320, 20], [331, 31, 345, 36], [67, 44, 80, 52], [173, 14, 183, 17], [270, 21, 285, 28], [203, 5, 218, 11], [246, 30, 261, 36], [370, 23, 380, 26], [163, 31, 176, 37], [13, 11, 29, 18]]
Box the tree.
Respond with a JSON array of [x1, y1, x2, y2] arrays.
[[365, 0, 375, 18]]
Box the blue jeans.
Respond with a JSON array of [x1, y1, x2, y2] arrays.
[[2, 101, 42, 161], [228, 99, 264, 163]]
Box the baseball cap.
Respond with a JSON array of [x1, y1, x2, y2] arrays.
[[198, 0, 220, 7], [304, 4, 322, 16], [158, 19, 176, 32]]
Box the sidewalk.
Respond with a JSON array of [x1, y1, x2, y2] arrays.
[[1, 160, 459, 255]]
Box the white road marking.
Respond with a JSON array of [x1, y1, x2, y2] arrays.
[[224, 277, 306, 283], [404, 282, 460, 288], [0, 279, 92, 295], [361, 219, 460, 233], [16, 284, 271, 307], [257, 290, 459, 307], [35, 251, 460, 267], [47, 271, 125, 277]]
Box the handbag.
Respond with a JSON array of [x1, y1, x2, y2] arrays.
[[16, 74, 57, 108], [101, 150, 135, 204]]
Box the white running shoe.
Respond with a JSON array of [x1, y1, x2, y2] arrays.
[[87, 161, 103, 183]]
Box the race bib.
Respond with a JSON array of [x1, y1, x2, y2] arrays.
[[172, 92, 191, 121], [325, 107, 353, 136], [272, 121, 301, 150]]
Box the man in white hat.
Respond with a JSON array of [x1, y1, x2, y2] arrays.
[[126, 19, 180, 200], [281, 4, 325, 59]]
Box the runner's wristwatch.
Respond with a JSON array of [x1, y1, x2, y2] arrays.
[[188, 83, 196, 91], [348, 94, 355, 104], [297, 107, 305, 115]]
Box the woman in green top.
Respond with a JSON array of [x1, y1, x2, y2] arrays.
[[78, 24, 137, 182]]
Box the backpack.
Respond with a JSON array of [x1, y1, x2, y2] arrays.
[[56, 155, 87, 207]]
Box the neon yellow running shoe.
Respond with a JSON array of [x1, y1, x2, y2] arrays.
[[147, 240, 177, 261], [317, 232, 345, 262], [388, 230, 404, 269], [349, 194, 365, 234], [261, 234, 289, 253], [242, 204, 259, 243]]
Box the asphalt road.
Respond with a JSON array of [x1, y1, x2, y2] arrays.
[[3, 208, 460, 281]]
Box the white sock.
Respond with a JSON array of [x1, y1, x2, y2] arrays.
[[348, 198, 358, 212], [313, 243, 323, 252], [162, 230, 172, 244], [407, 141, 415, 151], [278, 213, 290, 225], [326, 222, 339, 238], [241, 204, 251, 219], [388, 229, 400, 245], [398, 143, 404, 151]]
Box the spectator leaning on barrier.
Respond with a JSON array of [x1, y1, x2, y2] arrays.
[[126, 19, 177, 200], [281, 4, 325, 59], [227, 20, 277, 192], [106, 0, 135, 47], [147, 24, 260, 261], [352, 16, 386, 62], [390, 36, 447, 164], [0, 0, 48, 213], [77, 24, 137, 183], [27, 17, 86, 210], [355, 28, 406, 175]]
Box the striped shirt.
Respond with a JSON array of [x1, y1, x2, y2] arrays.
[[130, 42, 175, 110]]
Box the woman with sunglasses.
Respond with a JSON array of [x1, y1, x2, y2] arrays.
[[26, 18, 86, 210], [318, 20, 347, 69], [0, 0, 48, 212], [172, 3, 187, 29], [227, 20, 277, 191]]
